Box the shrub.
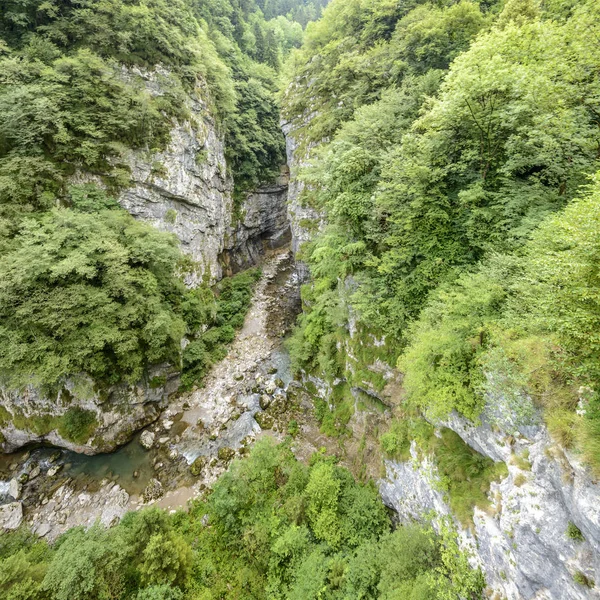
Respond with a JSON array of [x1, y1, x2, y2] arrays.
[[58, 408, 98, 444], [566, 522, 585, 542]]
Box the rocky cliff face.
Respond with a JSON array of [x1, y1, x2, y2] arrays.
[[0, 366, 179, 455], [122, 68, 290, 285], [281, 119, 325, 281], [0, 70, 290, 456], [380, 408, 600, 600], [222, 177, 291, 275]]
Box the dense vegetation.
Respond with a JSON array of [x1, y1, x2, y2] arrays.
[[0, 440, 484, 599], [283, 0, 600, 471], [0, 0, 313, 397], [0, 182, 260, 397]]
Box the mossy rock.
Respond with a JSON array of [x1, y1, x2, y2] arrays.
[[218, 447, 235, 463], [190, 456, 207, 477], [259, 394, 272, 410], [255, 412, 274, 430]]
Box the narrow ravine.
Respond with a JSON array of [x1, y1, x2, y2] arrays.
[[0, 248, 301, 540]]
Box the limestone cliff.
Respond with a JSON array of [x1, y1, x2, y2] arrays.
[[0, 70, 290, 455], [380, 409, 600, 599], [281, 118, 325, 281]]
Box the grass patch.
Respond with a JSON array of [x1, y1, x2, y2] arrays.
[[573, 571, 594, 588], [510, 449, 532, 471], [431, 429, 509, 527], [514, 473, 527, 487], [313, 382, 354, 438]]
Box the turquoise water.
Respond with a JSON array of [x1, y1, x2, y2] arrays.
[[0, 433, 155, 499]]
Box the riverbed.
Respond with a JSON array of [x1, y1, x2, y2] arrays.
[[0, 249, 303, 539]]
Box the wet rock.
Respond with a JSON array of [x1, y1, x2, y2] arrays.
[[162, 420, 174, 431], [267, 367, 278, 375], [190, 456, 206, 477], [133, 470, 140, 479], [29, 465, 41, 480], [158, 436, 169, 445], [275, 378, 285, 389], [264, 380, 277, 395], [0, 502, 23, 530], [218, 447, 235, 463], [47, 465, 62, 477], [255, 412, 275, 430], [8, 462, 18, 472], [168, 448, 179, 460], [48, 451, 61, 464], [8, 479, 21, 500], [259, 394, 272, 410], [140, 430, 155, 450], [234, 374, 244, 381], [143, 478, 163, 503], [18, 472, 29, 484]]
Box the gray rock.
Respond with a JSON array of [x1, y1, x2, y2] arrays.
[[47, 465, 62, 477], [140, 430, 155, 450], [8, 478, 21, 500], [143, 478, 163, 503], [0, 502, 23, 530]]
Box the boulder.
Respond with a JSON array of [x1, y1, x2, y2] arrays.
[[0, 502, 23, 530], [190, 456, 206, 477], [143, 478, 163, 503], [217, 447, 235, 463], [255, 412, 275, 430], [8, 478, 21, 500], [47, 465, 62, 477], [140, 430, 155, 450], [259, 394, 272, 410]]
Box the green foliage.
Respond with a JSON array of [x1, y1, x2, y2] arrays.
[[58, 408, 98, 444], [431, 429, 508, 527], [0, 440, 482, 599], [284, 0, 600, 478], [181, 269, 261, 390], [566, 522, 585, 542], [0, 205, 186, 390], [573, 571, 595, 588]]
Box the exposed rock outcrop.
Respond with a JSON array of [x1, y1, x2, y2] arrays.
[[0, 366, 179, 455], [122, 68, 290, 284], [281, 119, 325, 281], [222, 177, 291, 274], [0, 502, 23, 530], [380, 413, 600, 600]]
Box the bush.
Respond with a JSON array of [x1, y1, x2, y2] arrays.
[[58, 408, 98, 444], [0, 206, 187, 390], [566, 522, 585, 542]]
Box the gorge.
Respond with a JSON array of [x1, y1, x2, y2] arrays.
[[1, 1, 600, 599]]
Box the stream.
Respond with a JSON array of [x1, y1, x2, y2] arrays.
[[0, 249, 303, 539]]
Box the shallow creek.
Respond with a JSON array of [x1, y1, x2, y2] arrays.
[[0, 249, 303, 540]]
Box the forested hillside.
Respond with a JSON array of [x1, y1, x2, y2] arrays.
[[0, 0, 302, 397], [283, 0, 600, 473], [1, 0, 600, 598]]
